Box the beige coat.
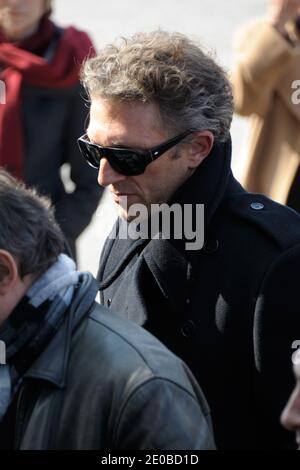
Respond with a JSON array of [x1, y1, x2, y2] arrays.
[[232, 20, 300, 204]]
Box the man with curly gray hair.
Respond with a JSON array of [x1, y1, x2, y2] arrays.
[[79, 30, 300, 450], [80, 31, 233, 219]]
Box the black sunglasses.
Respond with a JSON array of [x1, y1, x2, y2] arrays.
[[77, 130, 193, 176]]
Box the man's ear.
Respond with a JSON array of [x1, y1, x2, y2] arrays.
[[0, 250, 18, 294], [186, 131, 214, 169]]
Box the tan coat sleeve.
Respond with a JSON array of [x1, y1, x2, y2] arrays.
[[232, 21, 300, 117]]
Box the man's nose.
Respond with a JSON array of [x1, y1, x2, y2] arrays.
[[280, 389, 300, 432], [97, 157, 126, 187]]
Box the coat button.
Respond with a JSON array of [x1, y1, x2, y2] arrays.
[[181, 320, 196, 338], [250, 202, 264, 210], [203, 240, 219, 253]]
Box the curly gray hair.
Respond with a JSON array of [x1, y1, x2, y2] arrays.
[[81, 30, 233, 142]]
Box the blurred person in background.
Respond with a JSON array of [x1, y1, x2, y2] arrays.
[[281, 348, 300, 449], [232, 0, 300, 211], [0, 0, 103, 259]]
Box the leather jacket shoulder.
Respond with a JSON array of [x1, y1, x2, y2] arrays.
[[8, 273, 215, 450]]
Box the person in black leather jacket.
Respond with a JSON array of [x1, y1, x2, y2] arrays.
[[0, 169, 215, 451]]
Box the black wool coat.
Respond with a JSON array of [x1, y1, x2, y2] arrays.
[[98, 137, 300, 449]]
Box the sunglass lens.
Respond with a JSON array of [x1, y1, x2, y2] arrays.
[[108, 150, 146, 176], [80, 141, 100, 168]]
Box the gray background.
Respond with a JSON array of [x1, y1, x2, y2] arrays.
[[52, 0, 268, 275]]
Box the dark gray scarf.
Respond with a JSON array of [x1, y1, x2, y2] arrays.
[[0, 254, 79, 421]]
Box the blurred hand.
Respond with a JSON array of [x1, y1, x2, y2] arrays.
[[269, 0, 300, 34]]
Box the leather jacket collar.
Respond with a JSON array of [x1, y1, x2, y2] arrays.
[[23, 273, 98, 389]]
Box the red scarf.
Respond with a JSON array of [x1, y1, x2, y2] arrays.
[[0, 16, 95, 179]]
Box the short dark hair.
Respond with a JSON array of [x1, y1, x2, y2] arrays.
[[0, 170, 65, 278]]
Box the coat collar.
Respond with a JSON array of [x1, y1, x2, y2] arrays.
[[170, 135, 232, 222], [167, 134, 232, 260], [23, 273, 98, 389], [143, 137, 233, 313]]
